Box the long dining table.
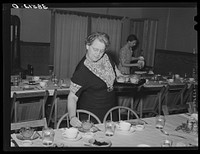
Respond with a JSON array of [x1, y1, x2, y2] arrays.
[[11, 113, 198, 148]]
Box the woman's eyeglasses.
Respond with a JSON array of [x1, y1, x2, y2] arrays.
[[90, 46, 105, 54]]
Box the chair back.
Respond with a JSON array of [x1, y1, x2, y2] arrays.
[[47, 89, 69, 128], [164, 83, 188, 114], [135, 86, 167, 118], [56, 109, 101, 129], [11, 91, 49, 123], [103, 106, 139, 123], [183, 83, 194, 104]]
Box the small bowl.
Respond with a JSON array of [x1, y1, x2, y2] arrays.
[[189, 78, 194, 82], [168, 79, 174, 83], [136, 124, 145, 131]]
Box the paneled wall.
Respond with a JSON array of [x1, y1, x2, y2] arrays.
[[20, 42, 50, 75], [154, 49, 197, 77]]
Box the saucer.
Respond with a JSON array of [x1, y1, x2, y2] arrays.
[[116, 127, 136, 135], [16, 131, 40, 140], [62, 133, 82, 141], [137, 144, 151, 147], [22, 140, 33, 146]]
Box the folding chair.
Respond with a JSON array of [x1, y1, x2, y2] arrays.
[[135, 86, 167, 118], [56, 109, 101, 129], [11, 91, 49, 123], [47, 89, 69, 128], [103, 106, 139, 123], [164, 83, 188, 114]]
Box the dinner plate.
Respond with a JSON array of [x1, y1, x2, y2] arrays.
[[62, 133, 82, 141], [137, 144, 151, 147], [78, 126, 99, 133], [28, 82, 39, 85], [16, 131, 40, 140], [85, 138, 112, 147], [135, 71, 147, 74], [22, 140, 33, 146]]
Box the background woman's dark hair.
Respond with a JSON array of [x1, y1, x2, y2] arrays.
[[127, 34, 139, 51], [85, 32, 110, 50]]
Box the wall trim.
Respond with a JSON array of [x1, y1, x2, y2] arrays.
[[20, 41, 50, 46], [155, 49, 197, 57]]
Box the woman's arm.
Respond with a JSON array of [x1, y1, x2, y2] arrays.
[[67, 91, 82, 127], [121, 61, 140, 67], [132, 57, 140, 61]]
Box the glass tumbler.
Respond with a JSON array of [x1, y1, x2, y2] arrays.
[[155, 115, 166, 129], [105, 121, 115, 136], [42, 127, 55, 146], [161, 139, 173, 147]]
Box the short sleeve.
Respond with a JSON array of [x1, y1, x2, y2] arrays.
[[70, 58, 88, 97], [119, 48, 127, 63]]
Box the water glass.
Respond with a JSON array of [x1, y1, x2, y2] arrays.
[[161, 139, 173, 147], [42, 127, 55, 146], [105, 121, 115, 136], [155, 115, 166, 129]]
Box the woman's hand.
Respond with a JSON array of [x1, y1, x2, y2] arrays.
[[70, 116, 82, 128], [137, 60, 145, 69]]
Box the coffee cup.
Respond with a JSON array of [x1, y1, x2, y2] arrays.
[[168, 79, 174, 83], [62, 127, 78, 139], [119, 121, 131, 131], [189, 78, 194, 82], [40, 81, 46, 87], [130, 77, 138, 84], [175, 74, 180, 79]]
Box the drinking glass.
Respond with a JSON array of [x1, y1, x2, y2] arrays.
[[161, 139, 173, 147], [155, 115, 166, 129], [42, 127, 55, 146], [105, 121, 115, 136]]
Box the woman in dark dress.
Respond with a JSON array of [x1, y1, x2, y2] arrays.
[[68, 32, 123, 127]]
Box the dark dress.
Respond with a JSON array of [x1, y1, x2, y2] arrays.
[[70, 53, 117, 122]]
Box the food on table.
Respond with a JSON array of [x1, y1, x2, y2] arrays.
[[82, 121, 93, 130], [19, 127, 34, 139], [93, 139, 109, 146]]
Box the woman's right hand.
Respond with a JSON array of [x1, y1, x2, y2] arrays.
[[70, 116, 82, 128]]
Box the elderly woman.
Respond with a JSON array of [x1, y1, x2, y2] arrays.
[[68, 32, 122, 127]]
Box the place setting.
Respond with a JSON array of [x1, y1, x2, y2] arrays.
[[114, 120, 136, 135], [14, 127, 41, 146], [61, 127, 82, 142]]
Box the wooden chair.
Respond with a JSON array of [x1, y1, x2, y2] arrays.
[[134, 86, 167, 118], [11, 118, 47, 131], [47, 89, 69, 129], [11, 91, 49, 123], [103, 106, 139, 123], [56, 109, 101, 129], [164, 83, 188, 114]]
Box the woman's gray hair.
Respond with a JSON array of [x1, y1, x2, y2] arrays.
[[85, 32, 110, 50]]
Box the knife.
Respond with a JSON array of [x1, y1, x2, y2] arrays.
[[11, 136, 19, 147]]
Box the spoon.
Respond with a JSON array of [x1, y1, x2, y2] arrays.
[[160, 129, 187, 139]]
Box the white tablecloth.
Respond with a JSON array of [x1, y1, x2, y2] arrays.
[[11, 114, 198, 148]]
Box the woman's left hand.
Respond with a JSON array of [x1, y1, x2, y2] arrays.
[[137, 60, 145, 69]]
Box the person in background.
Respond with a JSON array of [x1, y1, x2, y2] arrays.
[[118, 34, 145, 110], [68, 32, 123, 127], [118, 34, 145, 75]]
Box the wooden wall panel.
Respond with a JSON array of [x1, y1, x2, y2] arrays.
[[20, 42, 50, 76], [154, 49, 197, 77]]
